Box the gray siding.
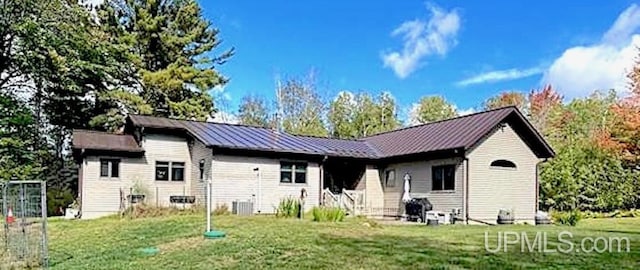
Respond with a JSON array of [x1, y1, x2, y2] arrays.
[[382, 158, 464, 217], [467, 123, 540, 224], [211, 155, 321, 214], [81, 133, 192, 219]]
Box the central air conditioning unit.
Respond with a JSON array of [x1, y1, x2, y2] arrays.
[[232, 200, 254, 216]]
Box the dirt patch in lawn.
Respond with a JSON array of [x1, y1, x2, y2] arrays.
[[156, 236, 205, 254]]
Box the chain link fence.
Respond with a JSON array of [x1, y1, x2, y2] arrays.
[[1, 181, 48, 269]]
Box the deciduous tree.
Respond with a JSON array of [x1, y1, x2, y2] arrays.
[[276, 77, 328, 136], [413, 95, 457, 124], [483, 91, 527, 112], [238, 95, 271, 128]]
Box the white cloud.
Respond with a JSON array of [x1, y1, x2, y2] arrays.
[[543, 4, 640, 98], [382, 4, 461, 79], [458, 107, 476, 116], [456, 67, 543, 86]]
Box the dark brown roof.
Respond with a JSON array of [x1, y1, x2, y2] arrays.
[[72, 130, 143, 153], [123, 106, 554, 159], [362, 106, 554, 158]]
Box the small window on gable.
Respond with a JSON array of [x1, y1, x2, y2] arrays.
[[490, 159, 517, 169]]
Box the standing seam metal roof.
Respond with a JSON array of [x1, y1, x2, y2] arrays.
[[126, 106, 554, 159]]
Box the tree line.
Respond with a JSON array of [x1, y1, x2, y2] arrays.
[[238, 72, 640, 213], [1, 0, 231, 214], [1, 0, 639, 214]]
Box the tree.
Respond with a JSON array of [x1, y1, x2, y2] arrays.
[[376, 92, 402, 133], [538, 89, 640, 212], [0, 93, 42, 180], [328, 92, 357, 139], [276, 77, 328, 136], [628, 47, 640, 95], [483, 91, 527, 112], [413, 95, 457, 124], [238, 95, 271, 127], [528, 85, 563, 136], [327, 91, 401, 138], [95, 0, 233, 129]]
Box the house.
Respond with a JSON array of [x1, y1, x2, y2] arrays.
[[72, 106, 554, 223]]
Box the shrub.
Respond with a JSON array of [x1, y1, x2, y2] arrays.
[[121, 205, 204, 219], [578, 209, 640, 219], [47, 187, 75, 216], [311, 207, 345, 222], [276, 197, 300, 218], [213, 203, 230, 216], [551, 210, 582, 226]]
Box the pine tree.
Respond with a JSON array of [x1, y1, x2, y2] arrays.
[[95, 0, 233, 129]]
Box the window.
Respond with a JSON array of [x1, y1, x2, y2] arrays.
[[171, 162, 185, 181], [199, 159, 205, 181], [156, 161, 185, 181], [99, 159, 120, 178], [294, 163, 307, 183], [280, 162, 307, 184], [155, 162, 170, 181], [490, 159, 517, 169], [432, 165, 455, 191], [385, 170, 396, 187]]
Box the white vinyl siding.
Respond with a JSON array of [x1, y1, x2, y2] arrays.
[[467, 123, 540, 224], [363, 165, 385, 216], [211, 155, 320, 214], [80, 133, 192, 219], [190, 140, 210, 205], [382, 158, 464, 217]]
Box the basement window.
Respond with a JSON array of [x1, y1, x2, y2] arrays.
[[432, 165, 455, 191], [99, 159, 120, 178], [280, 162, 307, 184]]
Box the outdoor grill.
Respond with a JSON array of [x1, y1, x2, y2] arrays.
[[404, 197, 432, 222]]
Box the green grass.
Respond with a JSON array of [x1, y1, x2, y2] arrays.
[[45, 213, 640, 269]]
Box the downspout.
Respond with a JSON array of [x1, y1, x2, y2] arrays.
[[462, 156, 496, 226], [319, 156, 328, 205], [464, 157, 469, 224], [79, 149, 85, 218]]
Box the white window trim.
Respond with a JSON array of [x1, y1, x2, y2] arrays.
[[155, 161, 186, 182], [99, 159, 121, 179], [280, 161, 308, 185]]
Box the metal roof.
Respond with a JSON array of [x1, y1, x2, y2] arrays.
[[363, 106, 554, 158], [128, 115, 347, 157], [72, 130, 144, 153], [125, 106, 554, 159]]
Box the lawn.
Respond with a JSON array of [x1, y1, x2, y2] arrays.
[[43, 213, 640, 269]]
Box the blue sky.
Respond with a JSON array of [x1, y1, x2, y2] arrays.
[[201, 1, 640, 121]]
